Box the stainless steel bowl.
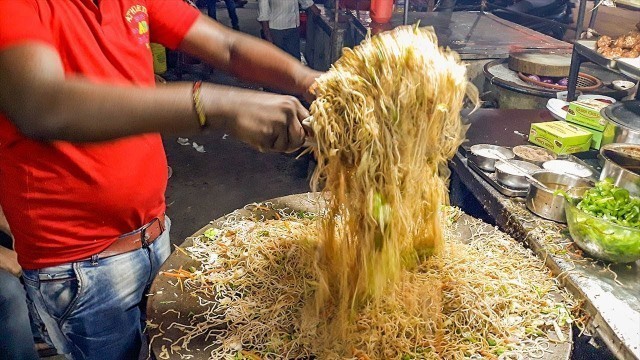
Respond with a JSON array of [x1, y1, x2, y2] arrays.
[[602, 121, 640, 145], [495, 160, 541, 189], [468, 144, 515, 172], [512, 145, 557, 167], [542, 159, 594, 179], [599, 143, 640, 196], [601, 100, 640, 145], [526, 171, 592, 223]]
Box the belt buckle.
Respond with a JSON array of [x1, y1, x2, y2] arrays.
[[140, 218, 157, 248]]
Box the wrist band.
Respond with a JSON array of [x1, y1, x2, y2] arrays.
[[192, 81, 207, 128]]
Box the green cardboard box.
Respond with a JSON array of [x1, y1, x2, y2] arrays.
[[529, 121, 592, 155], [565, 99, 609, 131], [571, 122, 604, 150]]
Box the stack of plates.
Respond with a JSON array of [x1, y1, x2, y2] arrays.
[[546, 95, 617, 122]]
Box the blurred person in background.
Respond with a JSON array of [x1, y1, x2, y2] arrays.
[[0, 205, 39, 360], [207, 0, 241, 30], [258, 0, 320, 60]]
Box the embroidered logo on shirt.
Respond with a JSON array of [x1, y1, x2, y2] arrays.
[[125, 4, 150, 48]]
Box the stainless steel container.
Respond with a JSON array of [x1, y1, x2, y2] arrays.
[[468, 144, 515, 172], [495, 160, 541, 189], [542, 159, 594, 179], [601, 100, 640, 145], [599, 143, 640, 196], [512, 145, 557, 167], [526, 171, 592, 223]]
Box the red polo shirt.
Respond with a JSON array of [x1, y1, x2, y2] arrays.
[[0, 0, 200, 269]]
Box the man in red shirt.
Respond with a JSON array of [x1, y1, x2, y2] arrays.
[[0, 0, 320, 358]]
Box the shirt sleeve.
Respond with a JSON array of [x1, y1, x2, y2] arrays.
[[147, 0, 201, 50], [299, 0, 315, 10], [257, 0, 270, 22], [0, 0, 54, 52]]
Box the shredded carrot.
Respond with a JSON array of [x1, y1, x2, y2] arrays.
[[173, 244, 189, 256], [160, 272, 192, 279]]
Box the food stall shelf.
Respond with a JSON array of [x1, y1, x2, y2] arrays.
[[567, 41, 640, 100]]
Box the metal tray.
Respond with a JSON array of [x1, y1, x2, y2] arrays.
[[617, 58, 640, 81], [468, 159, 529, 197], [574, 40, 618, 69], [574, 40, 640, 81], [602, 100, 640, 130]]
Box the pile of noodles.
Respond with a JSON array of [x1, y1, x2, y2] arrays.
[[308, 25, 477, 336], [154, 206, 578, 359], [150, 27, 580, 359]]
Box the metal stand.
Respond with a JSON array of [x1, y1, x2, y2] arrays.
[[566, 0, 639, 101], [572, 0, 601, 40], [567, 49, 640, 101], [404, 0, 410, 25], [574, 0, 589, 41], [566, 49, 583, 100]]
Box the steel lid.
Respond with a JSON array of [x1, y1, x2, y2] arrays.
[[601, 100, 640, 130]]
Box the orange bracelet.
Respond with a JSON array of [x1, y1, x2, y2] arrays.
[[192, 81, 207, 128]]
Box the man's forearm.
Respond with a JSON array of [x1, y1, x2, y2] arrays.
[[0, 48, 243, 142], [1, 42, 309, 150], [16, 80, 238, 142]]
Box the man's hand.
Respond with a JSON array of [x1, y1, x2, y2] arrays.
[[0, 246, 21, 277], [260, 22, 273, 43], [211, 87, 308, 153]]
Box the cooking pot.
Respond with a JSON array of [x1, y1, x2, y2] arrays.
[[526, 171, 592, 223], [601, 100, 640, 145], [599, 143, 640, 196]]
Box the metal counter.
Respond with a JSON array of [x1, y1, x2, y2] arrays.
[[304, 8, 570, 70], [450, 109, 640, 360]]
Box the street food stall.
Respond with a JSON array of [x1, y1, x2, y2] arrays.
[[146, 4, 640, 360], [305, 7, 572, 74], [305, 7, 635, 108]]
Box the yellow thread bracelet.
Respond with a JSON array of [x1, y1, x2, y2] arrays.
[[192, 81, 207, 128]]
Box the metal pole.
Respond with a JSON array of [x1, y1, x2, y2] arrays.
[[588, 4, 599, 30], [404, 0, 410, 25], [329, 0, 339, 65], [574, 0, 587, 40], [566, 51, 582, 101]]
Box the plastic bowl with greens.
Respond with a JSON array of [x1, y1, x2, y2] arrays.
[[564, 179, 640, 263]]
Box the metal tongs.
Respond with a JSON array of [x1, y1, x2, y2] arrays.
[[302, 116, 317, 148]]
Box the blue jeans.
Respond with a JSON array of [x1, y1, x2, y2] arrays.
[[271, 28, 301, 61], [22, 217, 172, 360], [0, 269, 39, 360]]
